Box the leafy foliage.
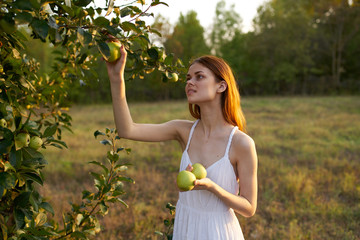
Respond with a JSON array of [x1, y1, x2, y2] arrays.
[[0, 0, 184, 239], [155, 202, 176, 240]]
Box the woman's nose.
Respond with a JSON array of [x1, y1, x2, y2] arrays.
[[186, 78, 194, 86]]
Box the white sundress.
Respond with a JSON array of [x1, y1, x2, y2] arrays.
[[173, 120, 245, 240]]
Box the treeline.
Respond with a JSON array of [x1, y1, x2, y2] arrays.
[[27, 0, 360, 103]]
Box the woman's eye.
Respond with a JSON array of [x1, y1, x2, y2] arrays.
[[197, 75, 204, 79]]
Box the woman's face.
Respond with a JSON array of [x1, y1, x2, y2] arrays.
[[185, 62, 222, 104]]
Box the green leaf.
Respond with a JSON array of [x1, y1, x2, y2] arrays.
[[117, 198, 129, 208], [164, 54, 174, 66], [97, 41, 111, 60], [90, 172, 104, 182], [155, 231, 164, 236], [0, 136, 14, 155], [0, 18, 15, 34], [22, 172, 43, 185], [100, 139, 112, 146], [147, 48, 159, 60], [22, 147, 45, 161], [30, 18, 49, 41], [77, 53, 88, 64], [13, 0, 33, 10], [61, 5, 74, 17], [120, 7, 132, 18], [99, 201, 108, 214], [10, 147, 23, 169], [14, 191, 31, 208], [94, 16, 110, 27], [77, 28, 92, 46], [4, 162, 15, 172], [15, 12, 33, 24], [39, 202, 54, 216], [82, 190, 94, 200], [73, 0, 92, 7], [151, 1, 169, 7], [116, 176, 134, 184], [121, 22, 140, 33], [94, 130, 106, 138], [0, 172, 16, 189], [0, 222, 8, 239], [89, 161, 108, 174], [14, 209, 25, 229], [35, 212, 47, 226], [70, 231, 87, 239], [46, 139, 68, 149], [43, 125, 57, 137], [107, 151, 119, 162]]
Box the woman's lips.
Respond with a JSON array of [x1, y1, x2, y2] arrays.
[[187, 89, 196, 95]]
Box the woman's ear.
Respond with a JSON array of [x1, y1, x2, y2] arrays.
[[217, 81, 228, 93]]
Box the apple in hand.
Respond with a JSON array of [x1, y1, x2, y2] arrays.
[[0, 118, 7, 128], [29, 136, 43, 150], [15, 133, 30, 149], [106, 41, 122, 62], [191, 163, 207, 179], [177, 170, 196, 191]]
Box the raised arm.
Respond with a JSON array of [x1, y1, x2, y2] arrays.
[[105, 45, 188, 143]]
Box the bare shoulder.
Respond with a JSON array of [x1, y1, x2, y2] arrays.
[[168, 119, 194, 133], [231, 130, 257, 165], [232, 130, 256, 151]]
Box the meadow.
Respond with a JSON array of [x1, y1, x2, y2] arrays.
[[39, 96, 360, 240]]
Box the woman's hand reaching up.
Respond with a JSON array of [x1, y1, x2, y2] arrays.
[[105, 44, 127, 83]]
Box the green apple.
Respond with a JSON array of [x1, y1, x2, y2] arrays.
[[177, 170, 196, 191], [191, 163, 207, 179], [29, 136, 43, 150], [106, 41, 122, 62], [168, 72, 179, 82], [15, 133, 30, 149], [0, 118, 7, 128]]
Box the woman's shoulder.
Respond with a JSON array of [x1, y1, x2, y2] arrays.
[[232, 129, 256, 152], [168, 119, 195, 130]]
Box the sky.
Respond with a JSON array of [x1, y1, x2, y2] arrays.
[[146, 0, 267, 32], [95, 0, 268, 33]]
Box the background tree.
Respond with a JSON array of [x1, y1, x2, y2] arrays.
[[164, 10, 210, 66], [209, 0, 243, 56]]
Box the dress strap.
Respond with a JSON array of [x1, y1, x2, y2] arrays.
[[185, 120, 199, 151], [225, 126, 238, 157]]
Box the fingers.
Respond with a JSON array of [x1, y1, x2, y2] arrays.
[[186, 164, 193, 171]]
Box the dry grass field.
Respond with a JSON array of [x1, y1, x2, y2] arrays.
[[39, 96, 360, 239]]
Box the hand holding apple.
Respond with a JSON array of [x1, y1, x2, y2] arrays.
[[176, 170, 196, 191], [106, 41, 122, 62], [191, 163, 207, 179]]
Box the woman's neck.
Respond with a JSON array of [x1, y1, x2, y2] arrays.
[[198, 102, 229, 139]]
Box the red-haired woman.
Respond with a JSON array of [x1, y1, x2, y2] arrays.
[[106, 46, 258, 240]]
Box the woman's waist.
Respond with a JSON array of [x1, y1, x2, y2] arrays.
[[178, 191, 231, 213], [176, 198, 234, 215]]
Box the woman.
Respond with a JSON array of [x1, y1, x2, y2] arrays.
[[106, 45, 258, 240]]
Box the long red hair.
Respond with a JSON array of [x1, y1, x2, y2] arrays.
[[188, 55, 247, 133]]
